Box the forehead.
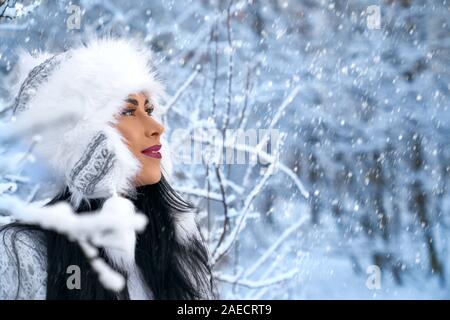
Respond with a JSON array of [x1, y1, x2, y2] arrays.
[[128, 91, 149, 99]]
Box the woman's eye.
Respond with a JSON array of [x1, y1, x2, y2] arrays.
[[121, 109, 135, 116], [145, 105, 155, 116]]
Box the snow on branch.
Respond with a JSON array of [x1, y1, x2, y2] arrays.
[[0, 193, 148, 292], [213, 215, 307, 289], [211, 158, 277, 264], [214, 268, 299, 289], [0, 0, 40, 20], [188, 135, 310, 199], [161, 64, 202, 116]]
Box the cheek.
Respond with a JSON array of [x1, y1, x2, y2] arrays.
[[119, 127, 141, 153]]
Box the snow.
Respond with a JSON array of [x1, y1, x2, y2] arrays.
[[1, 0, 450, 299]]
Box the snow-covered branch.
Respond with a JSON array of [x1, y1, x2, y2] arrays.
[[0, 0, 40, 20], [215, 268, 299, 289], [0, 194, 148, 292]]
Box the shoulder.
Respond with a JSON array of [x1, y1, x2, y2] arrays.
[[0, 225, 47, 300]]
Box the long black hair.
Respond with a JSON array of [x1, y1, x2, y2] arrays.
[[0, 176, 217, 299]]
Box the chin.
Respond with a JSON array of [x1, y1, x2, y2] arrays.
[[151, 172, 162, 184], [138, 171, 162, 186]]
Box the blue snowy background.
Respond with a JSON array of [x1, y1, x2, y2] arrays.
[[1, 0, 450, 299]]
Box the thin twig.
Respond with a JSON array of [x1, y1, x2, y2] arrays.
[[211, 165, 230, 256], [222, 0, 234, 133]]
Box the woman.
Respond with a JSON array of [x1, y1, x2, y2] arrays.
[[0, 38, 217, 299]]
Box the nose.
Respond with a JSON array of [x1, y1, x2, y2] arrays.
[[144, 116, 164, 139]]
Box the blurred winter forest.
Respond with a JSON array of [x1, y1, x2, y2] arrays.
[[1, 0, 450, 299]]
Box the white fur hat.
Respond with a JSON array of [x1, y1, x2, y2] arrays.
[[3, 37, 173, 209]]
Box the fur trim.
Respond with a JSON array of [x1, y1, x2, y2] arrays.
[[100, 195, 140, 273], [6, 38, 172, 208]]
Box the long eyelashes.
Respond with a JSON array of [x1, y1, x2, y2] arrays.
[[146, 105, 155, 116], [121, 105, 154, 117], [121, 109, 135, 116]]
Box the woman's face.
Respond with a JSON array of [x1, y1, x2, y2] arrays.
[[113, 91, 164, 186]]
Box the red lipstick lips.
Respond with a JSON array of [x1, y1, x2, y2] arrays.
[[141, 144, 162, 159]]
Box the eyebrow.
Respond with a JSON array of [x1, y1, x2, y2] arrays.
[[125, 98, 138, 106], [124, 98, 150, 106]]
